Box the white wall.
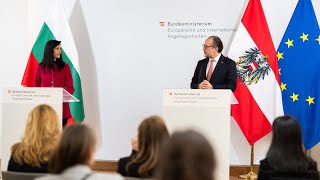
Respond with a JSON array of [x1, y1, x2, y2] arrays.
[[0, 0, 28, 86], [1, 0, 320, 165]]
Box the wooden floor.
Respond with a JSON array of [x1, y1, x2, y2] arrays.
[[0, 174, 244, 180], [93, 160, 258, 179], [230, 176, 244, 180], [0, 159, 257, 179], [230, 176, 256, 180]]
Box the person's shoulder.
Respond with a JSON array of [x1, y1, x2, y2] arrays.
[[198, 58, 208, 64], [63, 63, 71, 69], [7, 155, 20, 170], [306, 157, 318, 171], [119, 156, 132, 165], [119, 150, 137, 164], [126, 162, 143, 177], [34, 174, 63, 180], [92, 172, 124, 180], [221, 55, 235, 63], [259, 158, 272, 170], [260, 158, 268, 164], [118, 155, 134, 175]]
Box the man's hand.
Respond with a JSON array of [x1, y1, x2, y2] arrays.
[[199, 80, 213, 89]]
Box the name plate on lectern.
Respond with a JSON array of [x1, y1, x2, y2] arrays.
[[163, 89, 231, 107], [2, 87, 62, 104]]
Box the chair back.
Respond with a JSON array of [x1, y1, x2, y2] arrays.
[[2, 171, 46, 180], [269, 170, 320, 180], [124, 177, 155, 180]]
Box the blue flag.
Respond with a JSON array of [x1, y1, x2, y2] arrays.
[[277, 0, 320, 149]]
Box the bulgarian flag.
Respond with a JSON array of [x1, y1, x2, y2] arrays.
[[228, 0, 283, 144], [21, 0, 85, 122]]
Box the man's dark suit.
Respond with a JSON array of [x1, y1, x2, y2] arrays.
[[190, 54, 237, 92]]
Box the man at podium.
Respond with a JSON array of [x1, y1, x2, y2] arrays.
[[190, 36, 237, 92]]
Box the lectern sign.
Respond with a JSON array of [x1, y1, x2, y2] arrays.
[[163, 89, 231, 107], [3, 87, 62, 104]]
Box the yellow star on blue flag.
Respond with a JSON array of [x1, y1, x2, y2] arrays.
[[277, 0, 320, 149]]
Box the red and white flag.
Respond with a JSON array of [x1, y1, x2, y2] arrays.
[[228, 0, 283, 144]]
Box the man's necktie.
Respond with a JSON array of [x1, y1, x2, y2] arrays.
[[207, 60, 214, 80]]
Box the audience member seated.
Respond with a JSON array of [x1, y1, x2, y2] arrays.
[[118, 115, 169, 178], [156, 129, 216, 180], [7, 104, 61, 173], [258, 115, 319, 180], [36, 124, 124, 180]]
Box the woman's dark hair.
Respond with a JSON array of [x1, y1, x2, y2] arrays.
[[48, 124, 96, 173], [209, 36, 223, 53], [40, 40, 65, 71], [126, 115, 169, 177], [266, 115, 313, 173], [157, 129, 216, 180]]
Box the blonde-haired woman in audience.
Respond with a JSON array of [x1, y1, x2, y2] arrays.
[[7, 104, 61, 173], [156, 129, 216, 180], [118, 115, 169, 178], [36, 124, 123, 180]]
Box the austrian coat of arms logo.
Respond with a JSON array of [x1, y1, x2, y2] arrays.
[[236, 47, 271, 85]]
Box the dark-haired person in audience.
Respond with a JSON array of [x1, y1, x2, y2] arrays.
[[118, 115, 169, 178], [36, 124, 123, 180], [8, 104, 61, 173], [156, 129, 216, 180], [258, 115, 319, 180]]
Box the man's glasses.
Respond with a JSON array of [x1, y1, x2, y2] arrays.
[[202, 44, 215, 49]]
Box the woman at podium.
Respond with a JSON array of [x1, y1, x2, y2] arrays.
[[34, 40, 74, 127]]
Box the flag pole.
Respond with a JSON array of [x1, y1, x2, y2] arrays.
[[239, 144, 257, 179]]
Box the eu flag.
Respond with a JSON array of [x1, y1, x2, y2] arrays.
[[277, 0, 320, 149]]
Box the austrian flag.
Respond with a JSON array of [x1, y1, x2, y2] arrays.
[[249, 61, 258, 71], [228, 0, 283, 144]]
